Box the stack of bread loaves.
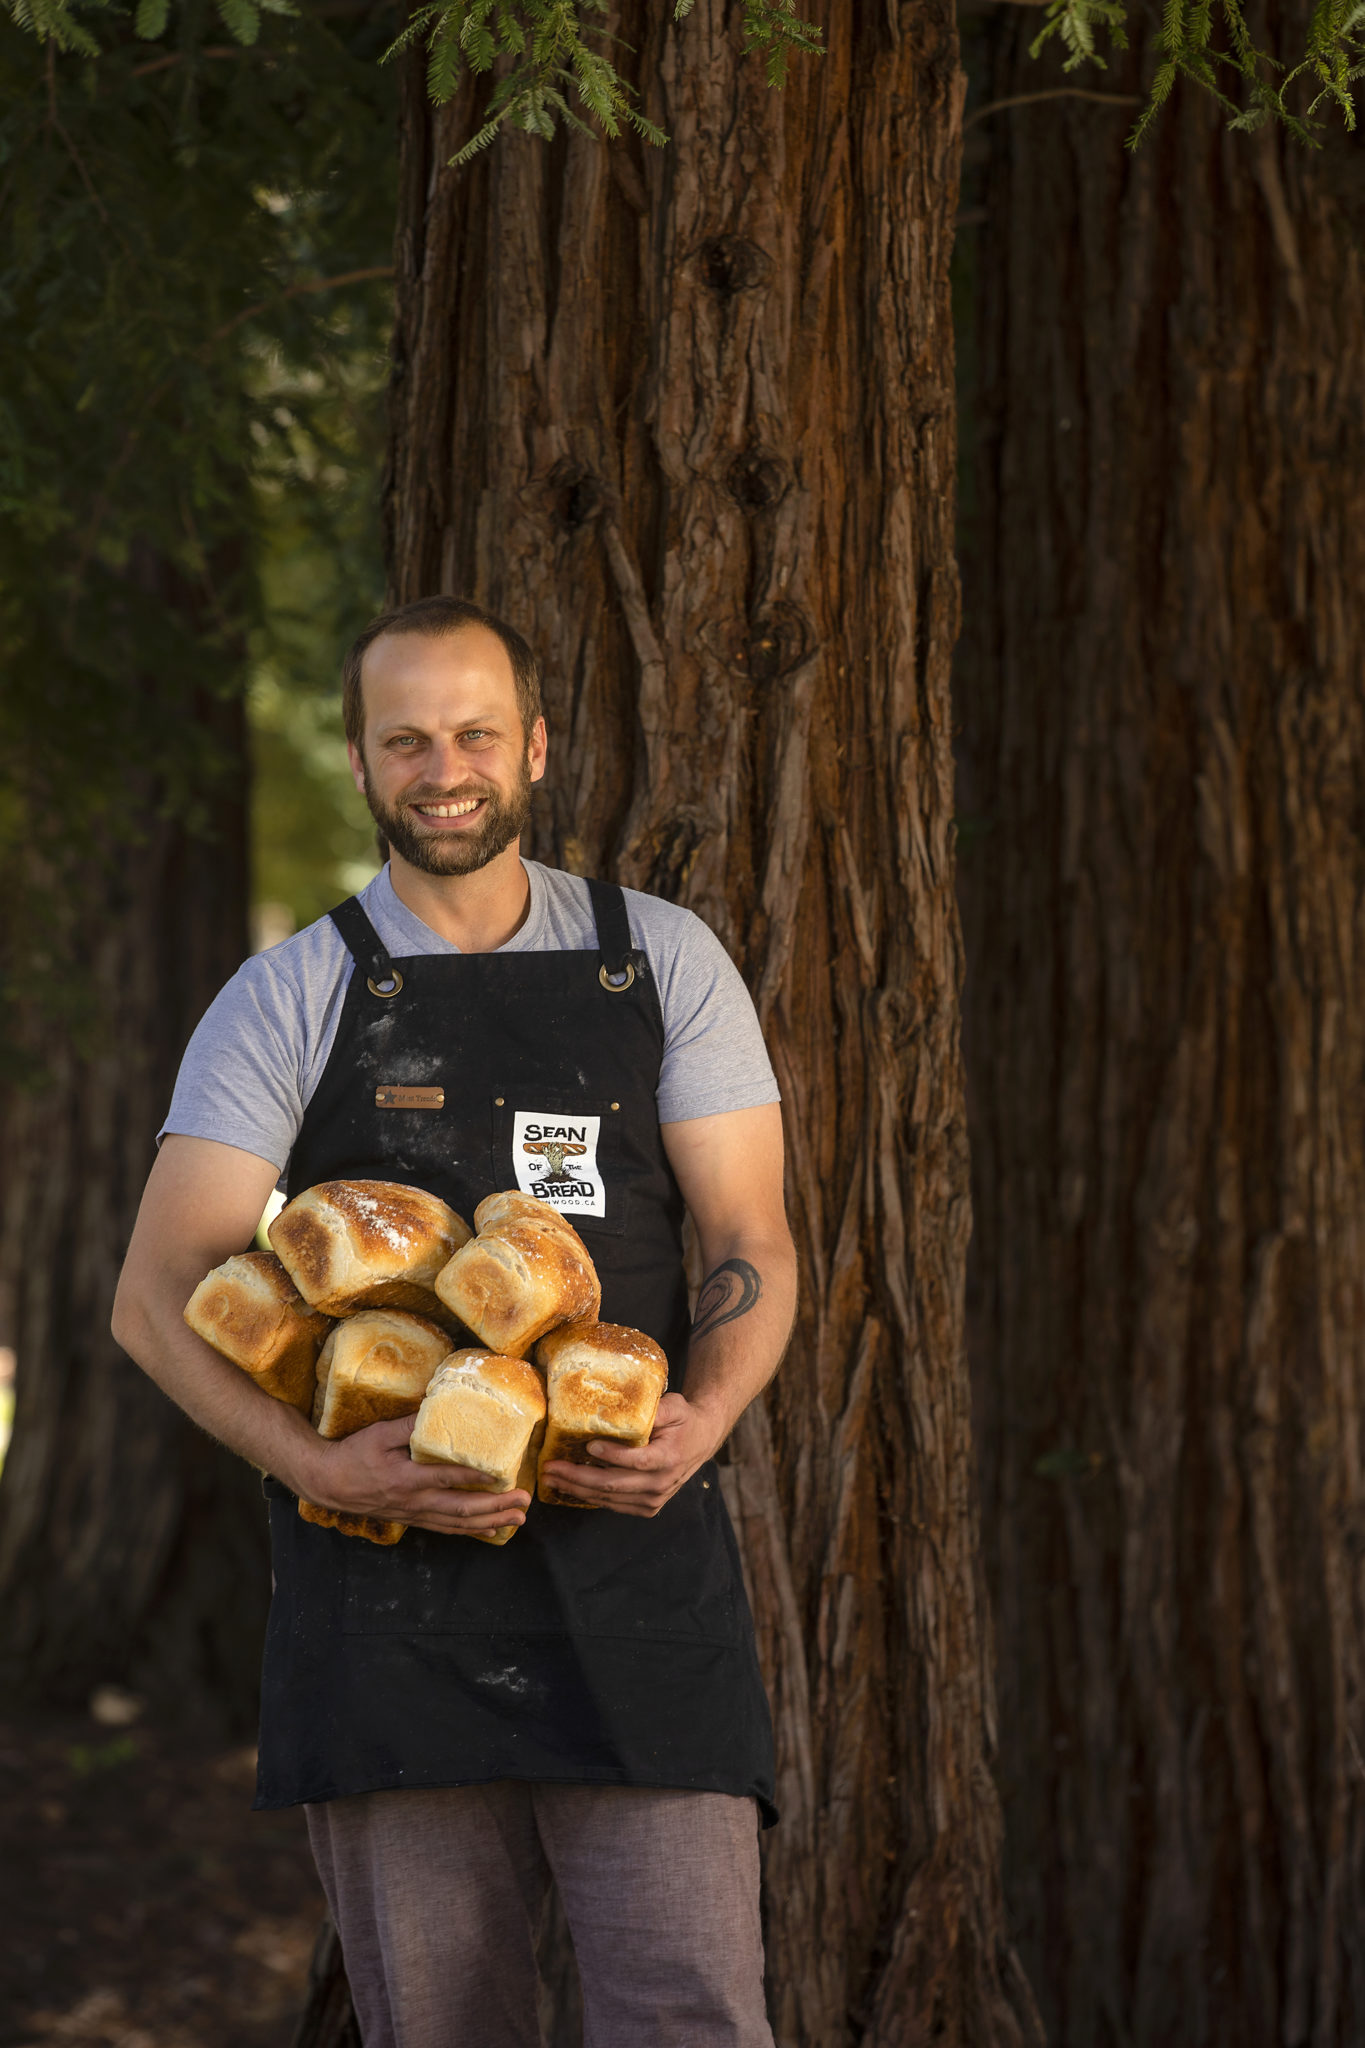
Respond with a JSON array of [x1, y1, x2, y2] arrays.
[[183, 1180, 668, 1546]]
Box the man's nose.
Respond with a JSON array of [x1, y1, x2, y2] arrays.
[[423, 738, 469, 788]]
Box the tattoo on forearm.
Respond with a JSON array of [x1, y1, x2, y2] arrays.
[[691, 1259, 763, 1343]]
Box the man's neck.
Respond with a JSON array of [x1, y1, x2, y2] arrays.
[[386, 843, 533, 953]]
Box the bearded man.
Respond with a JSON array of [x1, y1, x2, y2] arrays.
[[113, 595, 797, 2048]]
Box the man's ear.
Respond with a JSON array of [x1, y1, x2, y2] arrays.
[[347, 739, 366, 796], [527, 716, 548, 785]]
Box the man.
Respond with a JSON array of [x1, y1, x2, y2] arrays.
[[112, 595, 797, 2048]]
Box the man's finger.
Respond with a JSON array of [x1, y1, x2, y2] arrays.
[[581, 1440, 668, 1468], [404, 1487, 529, 1518], [397, 1462, 525, 1493], [542, 1462, 679, 1504], [362, 1414, 419, 1447], [408, 1513, 525, 1536]]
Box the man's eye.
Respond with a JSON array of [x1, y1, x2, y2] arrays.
[[462, 730, 490, 742], [389, 735, 419, 748]]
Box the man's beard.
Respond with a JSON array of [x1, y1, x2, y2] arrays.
[[362, 757, 534, 877]]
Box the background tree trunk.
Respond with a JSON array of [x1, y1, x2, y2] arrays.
[[957, 20, 1365, 2044], [384, 4, 1040, 2041], [0, 673, 263, 1725]]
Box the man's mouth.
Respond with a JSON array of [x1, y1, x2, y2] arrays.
[[410, 797, 485, 821]]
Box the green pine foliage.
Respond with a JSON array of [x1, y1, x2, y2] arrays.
[[383, 2, 821, 165], [1030, 0, 1365, 139]]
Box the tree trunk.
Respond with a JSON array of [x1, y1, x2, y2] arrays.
[[0, 677, 262, 1726], [379, 4, 1040, 2041], [957, 21, 1365, 2044]]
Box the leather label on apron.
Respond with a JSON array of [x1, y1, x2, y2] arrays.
[[375, 1085, 445, 1109], [512, 1110, 605, 1217]]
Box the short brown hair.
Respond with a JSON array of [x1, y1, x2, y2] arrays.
[[342, 596, 543, 748]]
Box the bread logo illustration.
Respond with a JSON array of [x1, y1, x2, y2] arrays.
[[522, 1138, 587, 1183], [511, 1113, 606, 1218]]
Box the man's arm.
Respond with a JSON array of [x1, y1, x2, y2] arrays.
[[111, 1135, 529, 1537], [540, 1103, 797, 1517]]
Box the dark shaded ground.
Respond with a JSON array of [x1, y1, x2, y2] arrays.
[[0, 1707, 324, 2048]]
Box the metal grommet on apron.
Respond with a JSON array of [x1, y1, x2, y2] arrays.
[[254, 877, 776, 1827]]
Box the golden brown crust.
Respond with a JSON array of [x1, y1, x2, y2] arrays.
[[297, 1499, 406, 1545], [269, 1180, 473, 1318], [183, 1249, 330, 1414], [535, 1320, 668, 1377], [312, 1309, 452, 1440], [534, 1321, 668, 1508], [435, 1194, 601, 1358], [472, 1191, 594, 1263]]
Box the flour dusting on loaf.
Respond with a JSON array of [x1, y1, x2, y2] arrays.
[[269, 1179, 472, 1322]]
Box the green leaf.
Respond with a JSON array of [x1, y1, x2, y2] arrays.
[[133, 0, 168, 39], [216, 0, 261, 45]]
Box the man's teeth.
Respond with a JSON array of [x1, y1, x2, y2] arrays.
[[416, 799, 482, 818]]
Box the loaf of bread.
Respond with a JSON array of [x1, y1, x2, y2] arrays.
[[269, 1180, 472, 1323], [411, 1349, 547, 1546], [311, 1308, 452, 1439], [533, 1321, 669, 1508], [433, 1190, 600, 1358], [296, 1308, 453, 1546], [183, 1250, 330, 1413], [298, 1499, 406, 1546]]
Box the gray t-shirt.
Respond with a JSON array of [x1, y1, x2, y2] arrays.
[[162, 861, 780, 1173]]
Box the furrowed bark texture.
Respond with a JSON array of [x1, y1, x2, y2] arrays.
[[384, 5, 1039, 2041], [958, 25, 1365, 2046], [0, 685, 265, 1725]]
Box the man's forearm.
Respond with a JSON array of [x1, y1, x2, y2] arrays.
[[681, 1229, 798, 1446], [113, 1274, 325, 1495]]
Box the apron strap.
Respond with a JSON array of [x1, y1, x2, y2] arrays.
[[328, 897, 403, 997], [586, 878, 634, 984]]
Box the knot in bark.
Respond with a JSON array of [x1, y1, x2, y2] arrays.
[[728, 449, 790, 511], [699, 235, 773, 295]]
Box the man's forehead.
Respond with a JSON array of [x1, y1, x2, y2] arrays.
[[361, 626, 519, 723]]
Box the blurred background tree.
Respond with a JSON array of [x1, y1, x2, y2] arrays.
[[0, 0, 391, 1721]]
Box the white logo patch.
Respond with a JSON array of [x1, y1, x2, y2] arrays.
[[511, 1111, 605, 1219]]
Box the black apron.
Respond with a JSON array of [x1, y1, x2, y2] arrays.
[[253, 878, 776, 1825]]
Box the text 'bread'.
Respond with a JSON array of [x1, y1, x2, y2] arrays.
[[433, 1191, 600, 1358], [534, 1321, 668, 1508], [183, 1249, 330, 1413], [269, 1179, 472, 1323], [411, 1349, 547, 1546]]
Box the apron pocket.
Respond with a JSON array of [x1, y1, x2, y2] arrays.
[[490, 1094, 630, 1236]]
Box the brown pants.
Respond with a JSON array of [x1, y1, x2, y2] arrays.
[[305, 1781, 775, 2048]]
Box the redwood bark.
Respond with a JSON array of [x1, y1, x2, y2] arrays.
[[0, 682, 262, 1725], [958, 22, 1365, 2044], [384, 4, 1038, 2040]]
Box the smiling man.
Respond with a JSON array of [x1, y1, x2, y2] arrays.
[[112, 595, 797, 2048]]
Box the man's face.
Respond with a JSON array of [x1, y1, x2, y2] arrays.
[[349, 626, 547, 878]]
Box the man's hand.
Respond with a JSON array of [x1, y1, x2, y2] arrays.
[[539, 1392, 722, 1519], [303, 1414, 529, 1538]]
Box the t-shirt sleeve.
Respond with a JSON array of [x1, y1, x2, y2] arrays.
[[641, 905, 781, 1123], [159, 956, 310, 1174]]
